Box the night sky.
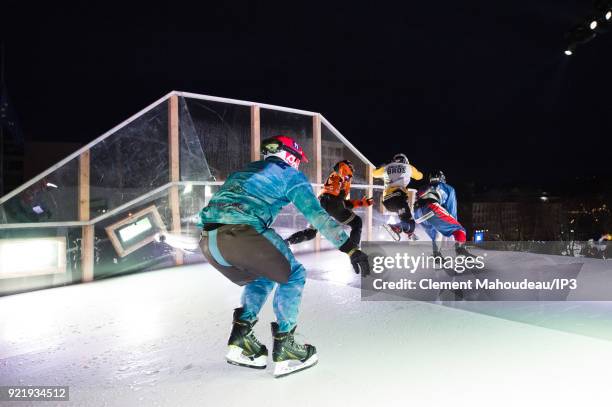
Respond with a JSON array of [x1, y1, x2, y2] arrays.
[[3, 1, 612, 189]]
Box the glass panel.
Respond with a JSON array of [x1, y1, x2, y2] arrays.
[[0, 156, 79, 223], [322, 123, 368, 184], [93, 187, 173, 279], [321, 122, 380, 242], [91, 182, 221, 278], [178, 97, 214, 182], [0, 226, 82, 295], [179, 183, 217, 265], [89, 103, 169, 219], [182, 98, 251, 181], [0, 94, 382, 293]]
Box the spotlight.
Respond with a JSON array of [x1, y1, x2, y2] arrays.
[[0, 237, 67, 278], [590, 20, 598, 30], [564, 49, 573, 56], [606, 10, 611, 20], [105, 205, 167, 257]]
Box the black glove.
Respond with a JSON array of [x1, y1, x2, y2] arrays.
[[407, 219, 416, 234], [348, 249, 370, 276], [285, 228, 317, 245], [339, 240, 370, 276]]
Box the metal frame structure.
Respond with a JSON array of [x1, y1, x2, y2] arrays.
[[0, 91, 385, 284]]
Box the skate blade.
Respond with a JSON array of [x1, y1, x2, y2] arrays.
[[225, 345, 267, 369], [273, 354, 319, 378], [382, 224, 401, 241]]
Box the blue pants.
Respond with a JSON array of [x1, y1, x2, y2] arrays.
[[414, 203, 466, 251], [200, 224, 306, 333]]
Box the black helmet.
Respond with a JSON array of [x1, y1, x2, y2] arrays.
[[392, 153, 408, 164], [429, 171, 446, 184]]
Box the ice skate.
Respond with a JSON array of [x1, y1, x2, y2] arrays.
[[383, 223, 402, 241], [432, 250, 451, 272], [271, 323, 318, 378], [455, 243, 475, 259], [225, 308, 268, 369], [404, 231, 419, 241]]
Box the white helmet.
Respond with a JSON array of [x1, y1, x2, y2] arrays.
[[393, 153, 409, 164]]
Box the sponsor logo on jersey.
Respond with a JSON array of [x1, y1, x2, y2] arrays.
[[387, 165, 406, 175]]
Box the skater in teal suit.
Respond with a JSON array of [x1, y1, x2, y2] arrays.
[[199, 135, 369, 377]]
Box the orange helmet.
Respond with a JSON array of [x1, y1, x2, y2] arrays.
[[333, 160, 354, 181]]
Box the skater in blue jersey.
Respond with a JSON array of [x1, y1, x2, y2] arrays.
[[199, 135, 369, 377], [414, 171, 474, 258]]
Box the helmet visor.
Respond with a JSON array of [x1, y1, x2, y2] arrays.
[[261, 138, 308, 163]]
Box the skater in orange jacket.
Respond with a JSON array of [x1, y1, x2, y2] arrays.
[[286, 160, 373, 248]]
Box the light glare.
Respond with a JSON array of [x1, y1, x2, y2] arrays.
[[0, 237, 66, 277], [118, 218, 153, 242]]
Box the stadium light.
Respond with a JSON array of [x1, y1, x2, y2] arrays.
[[105, 205, 167, 257], [606, 10, 611, 20], [590, 20, 599, 30], [0, 237, 67, 278], [564, 49, 573, 56]]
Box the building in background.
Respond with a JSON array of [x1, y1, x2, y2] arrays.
[[470, 200, 563, 241], [0, 135, 24, 195]]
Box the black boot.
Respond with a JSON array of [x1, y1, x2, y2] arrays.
[[271, 322, 318, 378], [455, 242, 475, 259], [225, 308, 268, 369]]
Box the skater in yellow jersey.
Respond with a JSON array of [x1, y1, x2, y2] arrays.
[[373, 153, 423, 241]]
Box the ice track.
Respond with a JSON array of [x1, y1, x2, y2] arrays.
[[1, 251, 611, 407]]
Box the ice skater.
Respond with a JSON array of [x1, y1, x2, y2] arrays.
[[373, 153, 423, 241], [198, 135, 369, 377], [413, 171, 474, 258], [285, 160, 373, 248]]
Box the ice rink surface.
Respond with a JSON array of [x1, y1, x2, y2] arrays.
[[1, 250, 612, 407]]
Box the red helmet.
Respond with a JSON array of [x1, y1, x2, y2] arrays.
[[261, 135, 309, 169]]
